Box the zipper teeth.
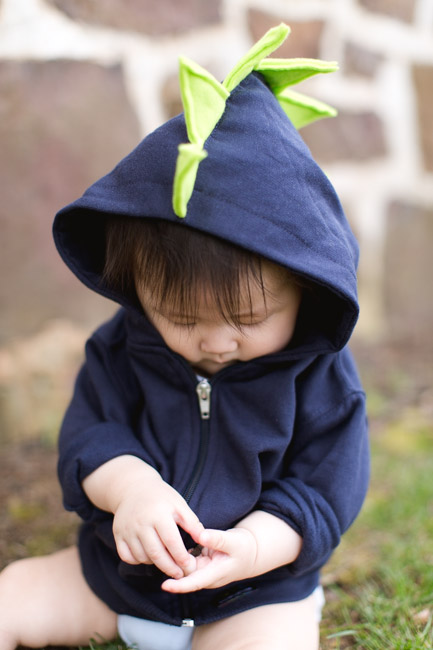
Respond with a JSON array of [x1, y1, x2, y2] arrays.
[[182, 379, 211, 503], [183, 418, 209, 503]]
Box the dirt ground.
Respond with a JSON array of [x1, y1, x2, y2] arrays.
[[0, 439, 78, 569]]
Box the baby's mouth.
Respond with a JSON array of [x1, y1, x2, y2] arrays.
[[194, 357, 237, 374], [208, 356, 236, 366]]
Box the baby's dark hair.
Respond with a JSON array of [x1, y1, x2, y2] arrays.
[[103, 217, 298, 327]]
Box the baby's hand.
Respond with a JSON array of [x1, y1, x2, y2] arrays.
[[160, 526, 258, 593], [82, 455, 204, 578], [113, 475, 204, 579]]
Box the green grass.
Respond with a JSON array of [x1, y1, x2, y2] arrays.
[[320, 405, 433, 648], [29, 399, 433, 650], [79, 642, 128, 650]]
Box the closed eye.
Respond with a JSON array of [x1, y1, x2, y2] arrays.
[[238, 317, 267, 328], [172, 321, 196, 328]]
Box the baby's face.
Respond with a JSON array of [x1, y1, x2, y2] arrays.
[[138, 263, 302, 377]]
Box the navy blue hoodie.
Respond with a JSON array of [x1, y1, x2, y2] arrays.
[[53, 71, 369, 625]]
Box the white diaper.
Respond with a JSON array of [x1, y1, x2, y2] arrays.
[[118, 586, 325, 650], [118, 615, 194, 650], [314, 584, 326, 622]]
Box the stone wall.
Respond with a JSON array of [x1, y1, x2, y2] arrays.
[[1, 0, 433, 346]]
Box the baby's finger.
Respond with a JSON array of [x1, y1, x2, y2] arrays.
[[116, 539, 140, 565], [155, 520, 196, 575], [161, 557, 220, 593], [174, 506, 204, 542], [121, 534, 153, 565], [142, 530, 186, 579]]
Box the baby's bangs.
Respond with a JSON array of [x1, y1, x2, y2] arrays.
[[133, 221, 266, 328]]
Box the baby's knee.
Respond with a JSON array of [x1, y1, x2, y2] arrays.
[[0, 562, 27, 649], [0, 558, 29, 599], [0, 628, 16, 650], [0, 556, 48, 627]]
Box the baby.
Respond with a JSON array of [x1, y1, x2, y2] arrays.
[[0, 24, 369, 650]]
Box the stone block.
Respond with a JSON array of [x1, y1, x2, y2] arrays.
[[301, 110, 387, 163], [358, 0, 416, 23], [412, 65, 433, 173], [0, 60, 140, 341], [248, 10, 324, 59], [161, 72, 183, 120], [384, 201, 433, 342], [344, 42, 383, 78], [47, 0, 222, 35]]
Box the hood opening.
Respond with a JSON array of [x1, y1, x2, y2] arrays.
[[54, 72, 360, 355]]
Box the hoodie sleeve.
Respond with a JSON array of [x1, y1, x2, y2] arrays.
[[257, 348, 369, 576], [57, 313, 156, 521]]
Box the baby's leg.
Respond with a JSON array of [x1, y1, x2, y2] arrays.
[[192, 591, 320, 650], [0, 546, 117, 649]]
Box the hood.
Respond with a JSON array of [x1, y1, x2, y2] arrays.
[[53, 48, 359, 354]]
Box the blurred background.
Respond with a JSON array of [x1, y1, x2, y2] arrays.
[[1, 2, 433, 642], [0, 0, 432, 448]]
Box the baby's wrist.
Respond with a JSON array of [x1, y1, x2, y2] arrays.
[[235, 510, 302, 575], [83, 454, 162, 513], [109, 458, 163, 510]]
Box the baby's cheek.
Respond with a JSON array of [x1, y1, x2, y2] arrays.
[[246, 336, 268, 358]]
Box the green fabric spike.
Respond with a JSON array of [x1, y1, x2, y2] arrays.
[[255, 58, 338, 94], [179, 56, 229, 145], [223, 23, 290, 93], [276, 88, 337, 129], [172, 22, 339, 217], [172, 143, 208, 218], [173, 58, 229, 217]]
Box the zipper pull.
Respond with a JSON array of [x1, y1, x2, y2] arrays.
[[196, 379, 211, 419]]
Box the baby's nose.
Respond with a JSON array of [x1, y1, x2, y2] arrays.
[[200, 329, 238, 354]]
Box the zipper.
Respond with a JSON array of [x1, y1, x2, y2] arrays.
[[182, 378, 212, 503], [180, 379, 212, 625], [196, 378, 211, 419]]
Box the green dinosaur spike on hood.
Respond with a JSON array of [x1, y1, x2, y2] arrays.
[[255, 58, 338, 94], [174, 57, 229, 217], [179, 56, 229, 145], [276, 88, 337, 129], [172, 142, 208, 218], [223, 23, 290, 93], [172, 22, 339, 218]]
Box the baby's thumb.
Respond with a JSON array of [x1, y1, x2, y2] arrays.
[[198, 528, 229, 553]]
